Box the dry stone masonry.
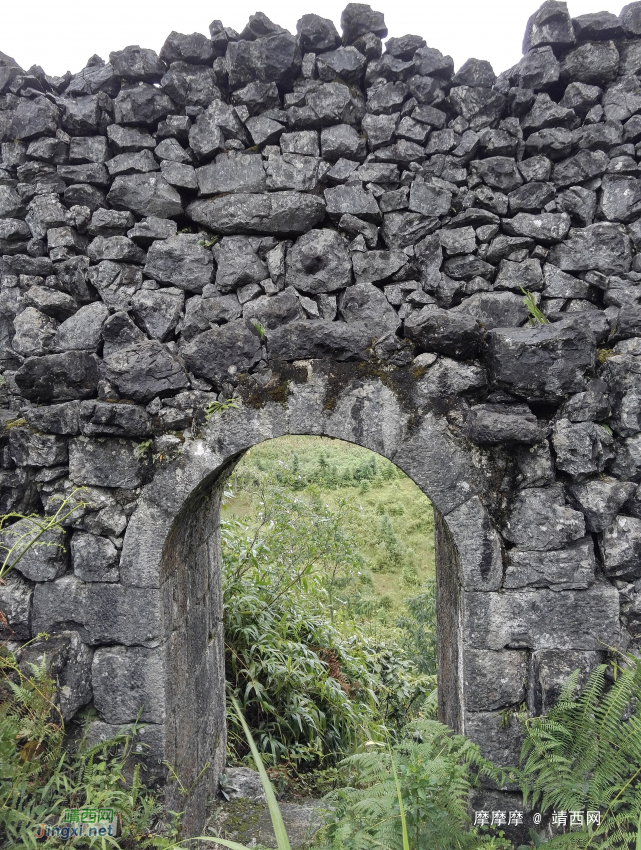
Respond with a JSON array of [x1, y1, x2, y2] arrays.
[[1, 0, 641, 834]]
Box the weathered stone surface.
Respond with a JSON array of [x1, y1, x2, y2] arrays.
[[599, 515, 641, 580], [464, 711, 523, 767], [266, 320, 372, 361], [15, 352, 100, 402], [531, 648, 603, 713], [453, 291, 529, 329], [92, 646, 164, 723], [107, 174, 183, 218], [31, 576, 161, 646], [8, 427, 68, 467], [25, 401, 80, 436], [338, 282, 400, 331], [187, 192, 325, 235], [285, 229, 352, 293], [55, 303, 108, 352], [0, 569, 32, 640], [182, 320, 262, 386], [341, 3, 387, 43], [131, 288, 184, 342], [213, 237, 267, 293], [405, 307, 482, 360], [463, 650, 528, 710], [101, 312, 189, 402], [17, 631, 93, 720], [1, 516, 67, 582], [243, 289, 304, 330], [72, 532, 119, 582], [567, 477, 636, 532], [505, 538, 595, 590], [78, 401, 151, 438], [503, 212, 570, 244], [69, 437, 143, 489], [467, 404, 541, 445], [464, 584, 619, 650], [503, 484, 585, 551], [547, 223, 632, 274], [324, 184, 380, 221], [144, 235, 213, 293], [552, 419, 614, 478], [487, 318, 596, 401]]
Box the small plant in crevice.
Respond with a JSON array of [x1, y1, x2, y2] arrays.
[[520, 287, 548, 326], [204, 398, 241, 422]]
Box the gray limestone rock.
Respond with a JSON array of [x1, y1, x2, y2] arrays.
[[25, 401, 81, 436], [463, 650, 528, 711], [88, 209, 136, 238], [196, 154, 266, 195], [0, 570, 32, 640], [181, 320, 262, 386], [552, 419, 614, 478], [160, 31, 215, 65], [17, 631, 93, 720], [599, 175, 641, 224], [1, 516, 67, 581], [266, 319, 372, 361], [503, 212, 570, 244], [560, 40, 619, 86], [296, 14, 341, 53], [285, 229, 352, 293], [78, 401, 152, 438], [71, 532, 119, 582], [324, 184, 380, 221], [547, 223, 631, 275], [107, 174, 183, 218], [110, 46, 165, 81], [243, 289, 304, 330], [8, 427, 68, 467], [464, 583, 619, 651], [214, 236, 268, 293], [11, 97, 60, 140], [341, 3, 387, 43], [92, 646, 164, 724], [144, 235, 213, 293], [69, 436, 143, 489], [408, 181, 452, 218], [320, 124, 365, 160], [467, 404, 541, 445], [131, 288, 184, 341], [452, 291, 530, 329], [505, 538, 596, 590], [317, 47, 366, 85], [15, 352, 100, 402], [523, 1, 575, 52], [101, 312, 189, 402], [567, 477, 636, 532], [487, 317, 596, 401], [471, 157, 523, 193], [160, 63, 219, 108], [54, 302, 108, 352], [338, 282, 400, 331], [599, 515, 641, 580], [264, 153, 325, 192], [114, 84, 174, 127], [503, 484, 585, 551], [187, 192, 325, 235], [12, 307, 58, 356], [405, 306, 482, 360], [87, 261, 143, 311], [352, 249, 407, 283]]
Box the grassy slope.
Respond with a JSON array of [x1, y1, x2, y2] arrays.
[[223, 435, 435, 610]]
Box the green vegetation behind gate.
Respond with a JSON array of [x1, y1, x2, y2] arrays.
[[223, 435, 436, 612]]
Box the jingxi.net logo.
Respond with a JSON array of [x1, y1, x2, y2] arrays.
[[34, 807, 118, 840]]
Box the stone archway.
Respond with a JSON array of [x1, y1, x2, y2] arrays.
[[79, 358, 613, 834]]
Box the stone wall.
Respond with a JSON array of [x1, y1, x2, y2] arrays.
[[1, 0, 641, 834]]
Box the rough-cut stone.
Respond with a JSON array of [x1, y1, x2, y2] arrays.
[[101, 312, 189, 402], [187, 192, 325, 235], [1, 516, 67, 582], [17, 631, 93, 720], [107, 174, 183, 218], [285, 229, 352, 293], [567, 477, 636, 532], [266, 320, 372, 361], [72, 532, 119, 582], [144, 235, 213, 293], [338, 282, 399, 331], [503, 484, 585, 551], [599, 515, 641, 580], [505, 538, 595, 590], [464, 650, 528, 710], [15, 352, 100, 402], [467, 404, 541, 445], [487, 318, 596, 401], [92, 646, 164, 723], [55, 303, 108, 352], [78, 401, 151, 438], [405, 307, 482, 359], [181, 320, 262, 386], [552, 419, 613, 478], [0, 570, 32, 640], [69, 436, 143, 489], [464, 584, 619, 650]]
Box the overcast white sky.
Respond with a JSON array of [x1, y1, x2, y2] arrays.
[[1, 0, 632, 78]]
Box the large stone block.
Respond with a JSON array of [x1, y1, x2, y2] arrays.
[[503, 485, 585, 551], [444, 497, 502, 591], [18, 630, 93, 720], [0, 569, 32, 640], [463, 649, 528, 711], [187, 192, 325, 235], [530, 648, 603, 713], [69, 437, 143, 489], [71, 532, 120, 582], [599, 515, 641, 580], [464, 711, 523, 768], [92, 645, 164, 723], [487, 317, 596, 401], [505, 538, 595, 590], [32, 576, 161, 646], [85, 720, 167, 785], [1, 516, 68, 582], [463, 584, 620, 650]]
